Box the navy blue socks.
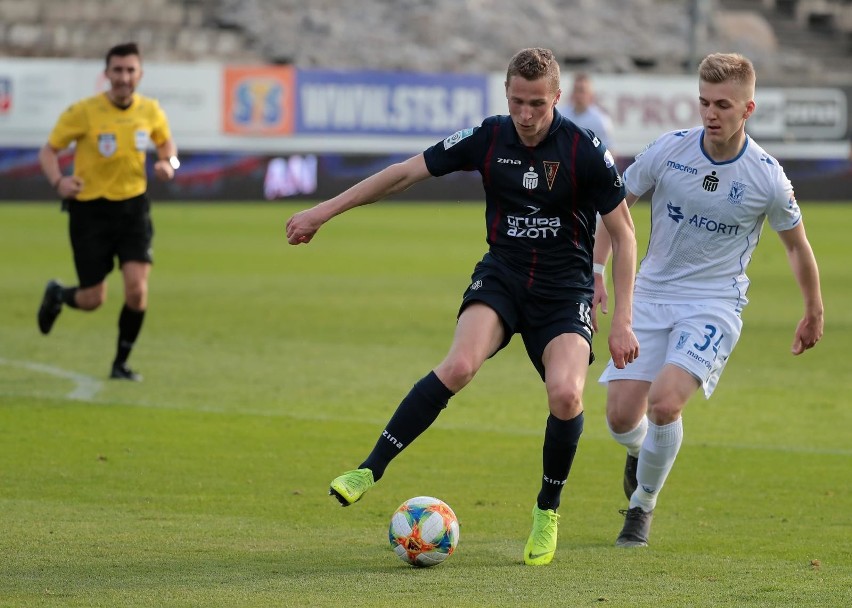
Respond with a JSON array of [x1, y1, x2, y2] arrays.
[[537, 412, 584, 511], [360, 371, 454, 481]]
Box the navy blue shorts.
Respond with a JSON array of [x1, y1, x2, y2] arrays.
[[66, 195, 153, 288], [459, 257, 595, 381]]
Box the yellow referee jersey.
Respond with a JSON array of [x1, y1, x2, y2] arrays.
[[48, 92, 172, 201]]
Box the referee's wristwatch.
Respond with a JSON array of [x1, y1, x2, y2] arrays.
[[168, 156, 180, 170]]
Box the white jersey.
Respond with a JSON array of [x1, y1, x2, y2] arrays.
[[624, 127, 801, 311], [563, 104, 615, 151]]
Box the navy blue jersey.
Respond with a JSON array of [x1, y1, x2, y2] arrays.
[[423, 109, 625, 299]]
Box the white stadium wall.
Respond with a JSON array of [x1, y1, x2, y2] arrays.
[[0, 58, 849, 201]]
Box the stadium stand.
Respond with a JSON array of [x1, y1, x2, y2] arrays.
[[0, 0, 260, 62], [0, 0, 848, 84], [720, 0, 851, 81]]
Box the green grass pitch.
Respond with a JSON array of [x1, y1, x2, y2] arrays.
[[1, 200, 850, 607]]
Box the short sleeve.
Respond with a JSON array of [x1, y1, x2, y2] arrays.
[[623, 136, 665, 198], [586, 140, 626, 216], [766, 164, 802, 232], [423, 121, 491, 177], [47, 103, 87, 150], [148, 100, 172, 146]]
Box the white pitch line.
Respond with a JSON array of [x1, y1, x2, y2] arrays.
[[0, 357, 103, 400]]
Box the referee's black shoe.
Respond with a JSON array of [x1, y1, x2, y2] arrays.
[[111, 363, 142, 382], [37, 279, 64, 335]]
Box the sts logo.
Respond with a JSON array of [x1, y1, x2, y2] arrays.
[[233, 78, 282, 127], [224, 67, 294, 135]]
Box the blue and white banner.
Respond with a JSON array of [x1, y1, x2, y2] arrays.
[[296, 69, 488, 137], [0, 58, 846, 159]]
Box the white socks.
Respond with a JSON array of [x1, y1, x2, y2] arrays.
[[629, 418, 683, 512], [608, 415, 648, 457]]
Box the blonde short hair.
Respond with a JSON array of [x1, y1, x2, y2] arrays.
[[698, 53, 756, 97]]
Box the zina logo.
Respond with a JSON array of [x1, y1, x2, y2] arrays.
[[702, 171, 720, 192], [382, 430, 404, 449], [542, 475, 566, 486]]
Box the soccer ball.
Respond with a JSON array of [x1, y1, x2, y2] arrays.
[[388, 496, 459, 567]]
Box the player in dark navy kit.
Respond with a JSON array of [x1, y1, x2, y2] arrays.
[[287, 48, 639, 566]]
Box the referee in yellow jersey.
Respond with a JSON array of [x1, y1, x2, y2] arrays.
[[37, 42, 179, 381]]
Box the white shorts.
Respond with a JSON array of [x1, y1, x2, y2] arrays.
[[598, 300, 743, 398]]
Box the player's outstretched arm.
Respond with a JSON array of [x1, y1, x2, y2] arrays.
[[778, 223, 824, 355], [286, 154, 432, 245]]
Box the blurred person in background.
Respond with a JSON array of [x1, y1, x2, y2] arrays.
[[37, 42, 179, 381], [592, 52, 824, 548], [562, 72, 615, 154], [287, 47, 639, 566]]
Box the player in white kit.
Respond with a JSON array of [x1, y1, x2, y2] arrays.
[[591, 53, 824, 547]]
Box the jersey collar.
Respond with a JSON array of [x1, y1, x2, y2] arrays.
[[104, 91, 138, 111], [699, 129, 750, 165], [504, 108, 564, 148]]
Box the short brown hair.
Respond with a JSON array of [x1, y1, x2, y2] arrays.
[[698, 53, 755, 94], [106, 42, 141, 68], [506, 48, 561, 93]]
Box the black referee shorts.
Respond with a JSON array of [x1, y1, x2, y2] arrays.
[[66, 194, 154, 288]]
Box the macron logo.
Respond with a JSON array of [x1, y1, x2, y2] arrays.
[[666, 159, 698, 175], [667, 202, 684, 223]]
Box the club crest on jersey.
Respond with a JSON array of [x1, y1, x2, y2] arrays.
[[727, 181, 746, 205], [443, 128, 474, 150], [543, 161, 559, 190], [676, 331, 690, 350], [98, 133, 117, 157], [523, 166, 539, 190], [604, 149, 615, 168]]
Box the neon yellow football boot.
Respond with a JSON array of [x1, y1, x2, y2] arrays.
[[329, 468, 375, 506], [524, 504, 559, 565]]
